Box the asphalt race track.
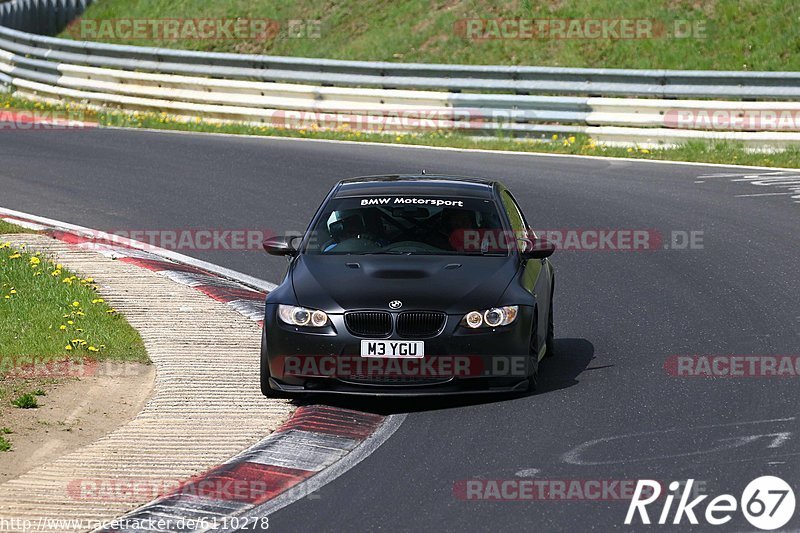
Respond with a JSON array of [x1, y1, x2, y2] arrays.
[[1, 128, 798, 530]]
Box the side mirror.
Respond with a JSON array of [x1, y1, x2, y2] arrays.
[[262, 235, 298, 256], [520, 238, 556, 259]]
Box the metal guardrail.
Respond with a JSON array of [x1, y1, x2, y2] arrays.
[[3, 18, 800, 99], [3, 0, 800, 148]]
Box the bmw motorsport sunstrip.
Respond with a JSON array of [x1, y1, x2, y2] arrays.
[[260, 175, 556, 396]]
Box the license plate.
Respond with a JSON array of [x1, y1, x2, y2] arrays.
[[360, 340, 424, 358]]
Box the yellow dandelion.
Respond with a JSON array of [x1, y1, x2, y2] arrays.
[[59, 325, 67, 331]]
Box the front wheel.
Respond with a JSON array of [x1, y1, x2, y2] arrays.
[[525, 359, 539, 392]]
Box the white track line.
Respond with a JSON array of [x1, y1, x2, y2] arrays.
[[0, 206, 277, 291], [105, 125, 800, 173]]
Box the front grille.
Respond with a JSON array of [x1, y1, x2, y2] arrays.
[[396, 311, 446, 338], [345, 311, 392, 337]]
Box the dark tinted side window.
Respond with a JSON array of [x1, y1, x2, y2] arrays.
[[501, 190, 527, 233]]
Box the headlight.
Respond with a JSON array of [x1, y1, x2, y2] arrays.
[[278, 305, 330, 327], [460, 306, 518, 328]]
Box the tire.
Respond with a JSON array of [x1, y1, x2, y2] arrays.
[[544, 277, 556, 359], [525, 359, 539, 392]]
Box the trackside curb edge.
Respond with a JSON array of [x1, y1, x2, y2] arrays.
[[94, 407, 406, 533], [0, 206, 406, 532]]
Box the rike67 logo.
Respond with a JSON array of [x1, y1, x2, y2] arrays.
[[625, 477, 795, 530]]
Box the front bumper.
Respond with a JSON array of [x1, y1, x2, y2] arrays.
[[262, 304, 535, 396]]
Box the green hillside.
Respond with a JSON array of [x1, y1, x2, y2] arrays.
[[61, 0, 800, 70]]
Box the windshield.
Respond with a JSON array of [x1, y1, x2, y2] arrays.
[[302, 196, 509, 256]]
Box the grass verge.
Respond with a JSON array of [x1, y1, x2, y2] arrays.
[[2, 94, 798, 168], [0, 219, 37, 235], [62, 0, 800, 71], [0, 227, 148, 449], [0, 242, 147, 361]]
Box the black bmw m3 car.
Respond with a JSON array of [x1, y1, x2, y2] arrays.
[[260, 175, 556, 396]]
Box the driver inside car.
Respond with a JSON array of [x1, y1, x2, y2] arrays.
[[323, 212, 365, 252], [432, 208, 478, 251]]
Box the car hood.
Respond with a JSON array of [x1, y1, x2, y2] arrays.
[[290, 254, 519, 314]]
